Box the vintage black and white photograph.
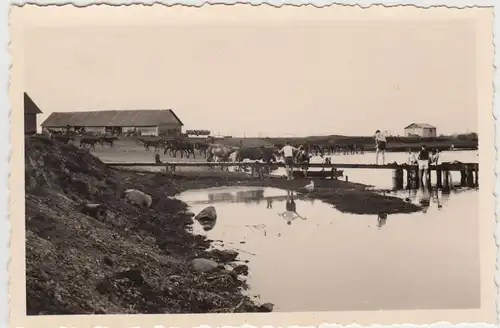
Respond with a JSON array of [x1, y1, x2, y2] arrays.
[[10, 3, 495, 324]]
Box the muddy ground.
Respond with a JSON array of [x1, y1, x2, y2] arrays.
[[24, 136, 420, 315]]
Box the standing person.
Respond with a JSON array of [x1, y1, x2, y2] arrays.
[[430, 149, 440, 165], [417, 144, 431, 185], [406, 149, 417, 165], [279, 141, 299, 180], [374, 130, 387, 165], [296, 147, 313, 178]]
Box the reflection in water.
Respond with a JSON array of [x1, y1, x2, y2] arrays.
[[277, 190, 307, 225], [178, 186, 479, 312], [377, 212, 388, 229]]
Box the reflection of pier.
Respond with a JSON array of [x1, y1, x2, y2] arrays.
[[193, 191, 306, 205]]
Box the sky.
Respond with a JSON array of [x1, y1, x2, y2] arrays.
[[24, 18, 478, 137]]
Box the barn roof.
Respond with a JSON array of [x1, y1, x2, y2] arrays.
[[24, 93, 42, 114], [404, 123, 436, 129], [41, 109, 184, 127]]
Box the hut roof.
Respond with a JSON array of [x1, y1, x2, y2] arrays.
[[41, 109, 183, 127], [404, 123, 436, 129]]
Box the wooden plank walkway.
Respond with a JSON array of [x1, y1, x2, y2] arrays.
[[104, 161, 478, 171]]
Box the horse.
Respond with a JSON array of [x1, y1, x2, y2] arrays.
[[206, 144, 237, 171], [138, 138, 164, 152], [194, 142, 210, 157], [80, 137, 102, 151], [100, 136, 118, 147], [167, 139, 196, 159], [52, 135, 75, 144]]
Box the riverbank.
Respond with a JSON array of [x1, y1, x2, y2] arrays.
[[25, 136, 421, 315]]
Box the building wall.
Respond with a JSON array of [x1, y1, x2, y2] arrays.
[[84, 127, 106, 134], [24, 114, 37, 134], [122, 126, 158, 136], [157, 123, 182, 136], [404, 127, 437, 137]]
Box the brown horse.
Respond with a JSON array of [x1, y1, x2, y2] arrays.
[[100, 136, 118, 147], [80, 137, 102, 151]]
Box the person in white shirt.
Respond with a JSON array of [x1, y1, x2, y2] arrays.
[[406, 149, 417, 165], [374, 130, 387, 165], [279, 141, 299, 180]]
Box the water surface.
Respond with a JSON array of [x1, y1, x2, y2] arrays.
[[178, 184, 479, 312]]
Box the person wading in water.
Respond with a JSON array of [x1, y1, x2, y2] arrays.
[[374, 130, 387, 165]]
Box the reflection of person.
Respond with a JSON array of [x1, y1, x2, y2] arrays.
[[377, 212, 388, 229], [278, 190, 307, 225], [419, 185, 432, 213]]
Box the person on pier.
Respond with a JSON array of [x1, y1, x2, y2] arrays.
[[279, 141, 299, 180], [406, 149, 417, 165], [374, 130, 387, 165], [296, 147, 313, 178], [417, 144, 431, 185], [430, 149, 440, 165]]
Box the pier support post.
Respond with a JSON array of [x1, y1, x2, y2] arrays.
[[405, 169, 411, 189], [475, 165, 479, 187], [442, 169, 451, 193], [392, 168, 404, 190], [460, 167, 467, 187], [466, 166, 475, 187], [436, 166, 443, 188]]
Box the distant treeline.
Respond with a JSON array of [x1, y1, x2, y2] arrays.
[[221, 133, 479, 152]]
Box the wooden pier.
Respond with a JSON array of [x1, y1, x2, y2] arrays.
[[104, 161, 479, 189]]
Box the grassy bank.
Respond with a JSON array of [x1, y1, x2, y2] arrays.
[[25, 136, 421, 315]]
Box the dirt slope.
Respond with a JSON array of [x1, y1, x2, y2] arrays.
[[24, 136, 264, 315]]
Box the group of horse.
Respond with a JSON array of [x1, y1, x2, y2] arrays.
[[48, 131, 119, 150], [47, 129, 367, 164]]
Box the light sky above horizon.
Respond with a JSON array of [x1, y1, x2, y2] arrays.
[[25, 20, 478, 137]]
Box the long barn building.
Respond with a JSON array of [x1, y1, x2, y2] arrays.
[[41, 109, 184, 136]]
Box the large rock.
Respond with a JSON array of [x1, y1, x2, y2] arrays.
[[195, 206, 217, 222], [191, 258, 218, 272]]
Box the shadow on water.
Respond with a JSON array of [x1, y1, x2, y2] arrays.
[[178, 183, 480, 312]]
